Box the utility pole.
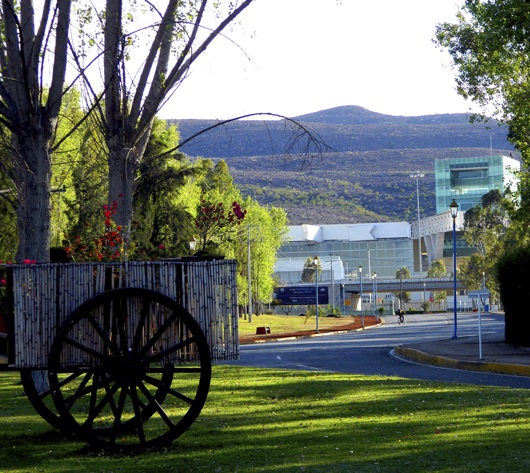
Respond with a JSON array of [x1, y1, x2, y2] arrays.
[[410, 171, 424, 275], [247, 225, 252, 322]]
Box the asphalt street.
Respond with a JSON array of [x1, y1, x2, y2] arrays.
[[225, 312, 530, 389]]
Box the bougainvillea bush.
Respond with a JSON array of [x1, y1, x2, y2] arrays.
[[195, 200, 247, 252], [64, 202, 144, 262]]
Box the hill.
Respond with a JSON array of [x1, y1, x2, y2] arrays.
[[170, 106, 516, 223]]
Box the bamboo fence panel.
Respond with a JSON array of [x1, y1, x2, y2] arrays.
[[11, 260, 239, 368]]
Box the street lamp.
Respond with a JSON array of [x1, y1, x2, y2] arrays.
[[410, 171, 424, 275], [313, 256, 319, 334], [372, 272, 378, 321], [330, 253, 334, 309], [358, 265, 364, 329], [450, 199, 459, 338]]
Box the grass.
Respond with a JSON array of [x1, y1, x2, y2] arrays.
[[2, 366, 530, 472], [238, 314, 360, 337]]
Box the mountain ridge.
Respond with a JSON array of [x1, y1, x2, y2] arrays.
[[169, 106, 516, 224]]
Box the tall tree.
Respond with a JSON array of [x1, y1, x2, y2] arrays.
[[427, 259, 447, 310], [435, 1, 530, 236], [76, 0, 255, 234], [301, 256, 320, 284], [394, 266, 411, 309], [221, 200, 288, 315], [435, 0, 530, 140], [133, 118, 198, 255], [459, 190, 508, 302], [0, 0, 73, 262]]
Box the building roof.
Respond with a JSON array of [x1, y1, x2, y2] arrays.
[[288, 222, 411, 243]]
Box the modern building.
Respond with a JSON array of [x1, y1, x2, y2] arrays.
[[275, 222, 413, 284], [434, 155, 520, 213], [408, 155, 521, 270], [273, 155, 519, 312]]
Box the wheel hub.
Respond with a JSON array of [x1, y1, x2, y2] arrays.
[[105, 350, 147, 386]]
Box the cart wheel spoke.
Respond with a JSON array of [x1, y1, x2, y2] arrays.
[[140, 310, 179, 355], [48, 288, 211, 451], [86, 314, 119, 354], [137, 382, 175, 429], [146, 337, 195, 363], [143, 375, 194, 405]]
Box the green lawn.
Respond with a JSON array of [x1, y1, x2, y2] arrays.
[[1, 366, 530, 472], [238, 314, 361, 337]]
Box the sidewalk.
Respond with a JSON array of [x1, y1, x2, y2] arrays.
[[395, 333, 530, 377]]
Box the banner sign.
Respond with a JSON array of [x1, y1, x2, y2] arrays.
[[274, 286, 329, 305]]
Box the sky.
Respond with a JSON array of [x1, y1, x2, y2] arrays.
[[159, 0, 475, 121]]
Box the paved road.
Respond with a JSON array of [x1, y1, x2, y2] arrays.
[[226, 312, 530, 389]]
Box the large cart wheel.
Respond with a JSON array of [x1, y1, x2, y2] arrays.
[[47, 288, 211, 450], [20, 369, 65, 432]]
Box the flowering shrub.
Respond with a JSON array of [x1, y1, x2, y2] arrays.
[[64, 201, 130, 262], [195, 200, 247, 251]]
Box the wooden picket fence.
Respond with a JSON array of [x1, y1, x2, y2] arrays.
[[7, 260, 239, 368]]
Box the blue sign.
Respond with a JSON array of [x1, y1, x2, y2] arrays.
[[274, 286, 329, 305]]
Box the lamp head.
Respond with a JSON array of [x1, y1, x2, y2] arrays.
[[358, 265, 362, 273], [449, 199, 459, 219]]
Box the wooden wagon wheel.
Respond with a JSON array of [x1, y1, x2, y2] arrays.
[[47, 288, 211, 450], [20, 369, 65, 432]]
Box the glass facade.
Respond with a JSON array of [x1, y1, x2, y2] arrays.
[[277, 238, 413, 281], [435, 155, 520, 213]]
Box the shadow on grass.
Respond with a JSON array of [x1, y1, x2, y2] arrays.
[[2, 367, 530, 472]]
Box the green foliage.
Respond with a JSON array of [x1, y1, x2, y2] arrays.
[[301, 256, 320, 283], [427, 259, 447, 277], [436, 2, 530, 245], [394, 266, 411, 308], [497, 244, 530, 346], [132, 119, 198, 256], [324, 304, 342, 317], [237, 204, 287, 310], [195, 200, 246, 251], [63, 202, 157, 262], [458, 192, 508, 302], [427, 259, 447, 308]]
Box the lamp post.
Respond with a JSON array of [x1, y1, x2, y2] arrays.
[[313, 256, 319, 334], [450, 199, 459, 338], [372, 272, 378, 321], [410, 171, 424, 274], [358, 265, 364, 329], [330, 253, 334, 309]]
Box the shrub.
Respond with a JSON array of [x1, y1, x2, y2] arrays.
[[497, 245, 530, 346]]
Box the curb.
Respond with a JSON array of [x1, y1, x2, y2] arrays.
[[241, 321, 384, 345], [394, 346, 530, 377]]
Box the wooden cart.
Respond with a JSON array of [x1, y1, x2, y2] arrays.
[[0, 260, 239, 451]]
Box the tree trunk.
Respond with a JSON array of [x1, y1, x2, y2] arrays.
[[108, 147, 137, 232], [14, 133, 52, 263]]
